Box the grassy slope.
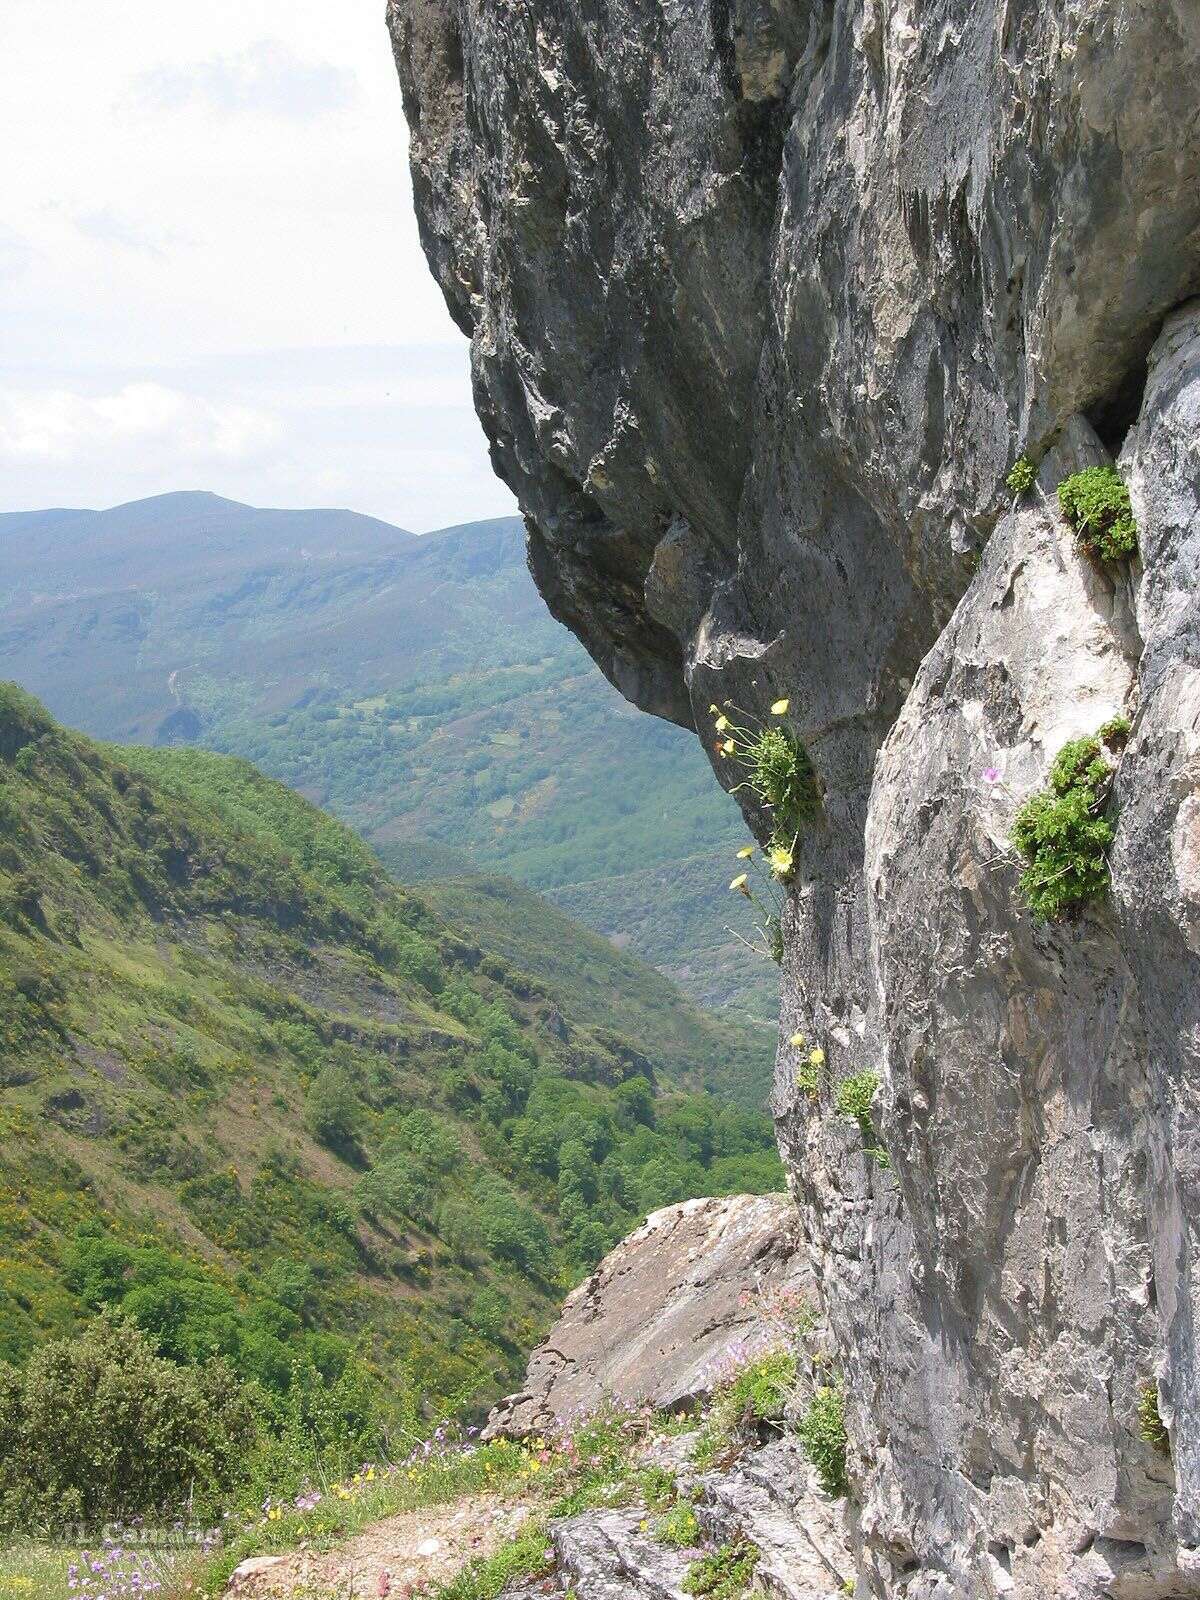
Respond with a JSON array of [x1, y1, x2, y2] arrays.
[[419, 876, 772, 1106], [0, 685, 779, 1424]]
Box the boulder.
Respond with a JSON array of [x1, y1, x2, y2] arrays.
[[485, 1193, 808, 1438]]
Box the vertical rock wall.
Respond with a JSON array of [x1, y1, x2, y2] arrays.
[[391, 2, 1200, 1592]]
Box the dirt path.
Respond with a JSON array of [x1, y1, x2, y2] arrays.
[[228, 1494, 537, 1597]]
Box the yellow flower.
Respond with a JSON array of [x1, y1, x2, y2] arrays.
[[768, 846, 794, 878], [722, 738, 736, 755], [709, 704, 720, 715], [729, 873, 750, 896], [714, 715, 729, 732], [808, 1047, 825, 1067], [737, 845, 755, 859], [789, 1032, 806, 1048], [771, 698, 790, 715]]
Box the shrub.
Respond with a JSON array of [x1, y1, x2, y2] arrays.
[[304, 1064, 363, 1153], [797, 1383, 848, 1497], [1012, 734, 1117, 920], [1058, 466, 1138, 562], [1138, 1383, 1169, 1455], [1006, 456, 1036, 498], [0, 1314, 257, 1533], [683, 1541, 760, 1599]]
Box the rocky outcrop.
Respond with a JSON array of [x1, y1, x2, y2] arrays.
[[485, 1194, 810, 1438], [539, 1436, 851, 1600], [391, 2, 1200, 1593]]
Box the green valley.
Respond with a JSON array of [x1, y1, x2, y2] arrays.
[[0, 683, 780, 1472]]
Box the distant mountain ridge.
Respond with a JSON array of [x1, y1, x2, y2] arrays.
[[0, 493, 777, 1018]]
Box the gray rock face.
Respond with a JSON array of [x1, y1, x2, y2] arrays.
[[485, 1193, 810, 1439], [391, 1, 1200, 1592]]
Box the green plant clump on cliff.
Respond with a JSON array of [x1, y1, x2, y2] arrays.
[[1012, 733, 1119, 920], [797, 1383, 848, 1497], [834, 1070, 890, 1168], [1138, 1383, 1170, 1455], [1006, 455, 1036, 498], [709, 699, 817, 873], [683, 1540, 760, 1599], [1058, 465, 1138, 562]]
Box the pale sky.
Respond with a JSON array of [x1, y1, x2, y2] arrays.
[[0, 1, 516, 531]]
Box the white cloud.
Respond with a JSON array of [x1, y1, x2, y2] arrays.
[[74, 209, 188, 259], [0, 383, 279, 464], [131, 40, 357, 119], [0, 1, 514, 528]]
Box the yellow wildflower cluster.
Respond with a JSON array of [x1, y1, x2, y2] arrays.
[[788, 1033, 825, 1099]]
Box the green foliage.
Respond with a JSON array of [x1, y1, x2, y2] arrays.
[[834, 1072, 877, 1124], [1057, 465, 1138, 562], [656, 1502, 702, 1548], [834, 1071, 889, 1168], [304, 1064, 364, 1153], [693, 1350, 797, 1468], [797, 1383, 848, 1497], [0, 686, 782, 1463], [710, 703, 817, 860], [431, 1520, 555, 1600], [1138, 1383, 1170, 1455], [1006, 456, 1036, 497], [423, 876, 774, 1105], [1012, 734, 1117, 920], [727, 1348, 797, 1421], [0, 1315, 256, 1533], [1100, 714, 1131, 746], [683, 1541, 760, 1599]]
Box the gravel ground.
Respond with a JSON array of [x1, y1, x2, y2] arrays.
[[228, 1495, 535, 1597]]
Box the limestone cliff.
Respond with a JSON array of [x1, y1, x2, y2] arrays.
[[390, 3, 1200, 1593]]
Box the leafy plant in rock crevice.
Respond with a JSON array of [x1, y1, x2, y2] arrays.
[[708, 698, 817, 876], [1057, 465, 1138, 562], [834, 1070, 890, 1168], [691, 1348, 798, 1469], [797, 1382, 849, 1497], [786, 1031, 826, 1101], [655, 1500, 702, 1548], [683, 1539, 761, 1599], [1011, 731, 1121, 920], [1138, 1383, 1170, 1456], [1006, 455, 1037, 498]]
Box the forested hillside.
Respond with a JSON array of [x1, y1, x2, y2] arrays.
[[0, 683, 781, 1443], [0, 494, 775, 1016]]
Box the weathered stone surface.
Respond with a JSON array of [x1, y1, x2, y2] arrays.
[[485, 1194, 809, 1439], [504, 1434, 852, 1599], [392, 1, 1200, 1593], [226, 1554, 287, 1589], [696, 1436, 854, 1598]]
